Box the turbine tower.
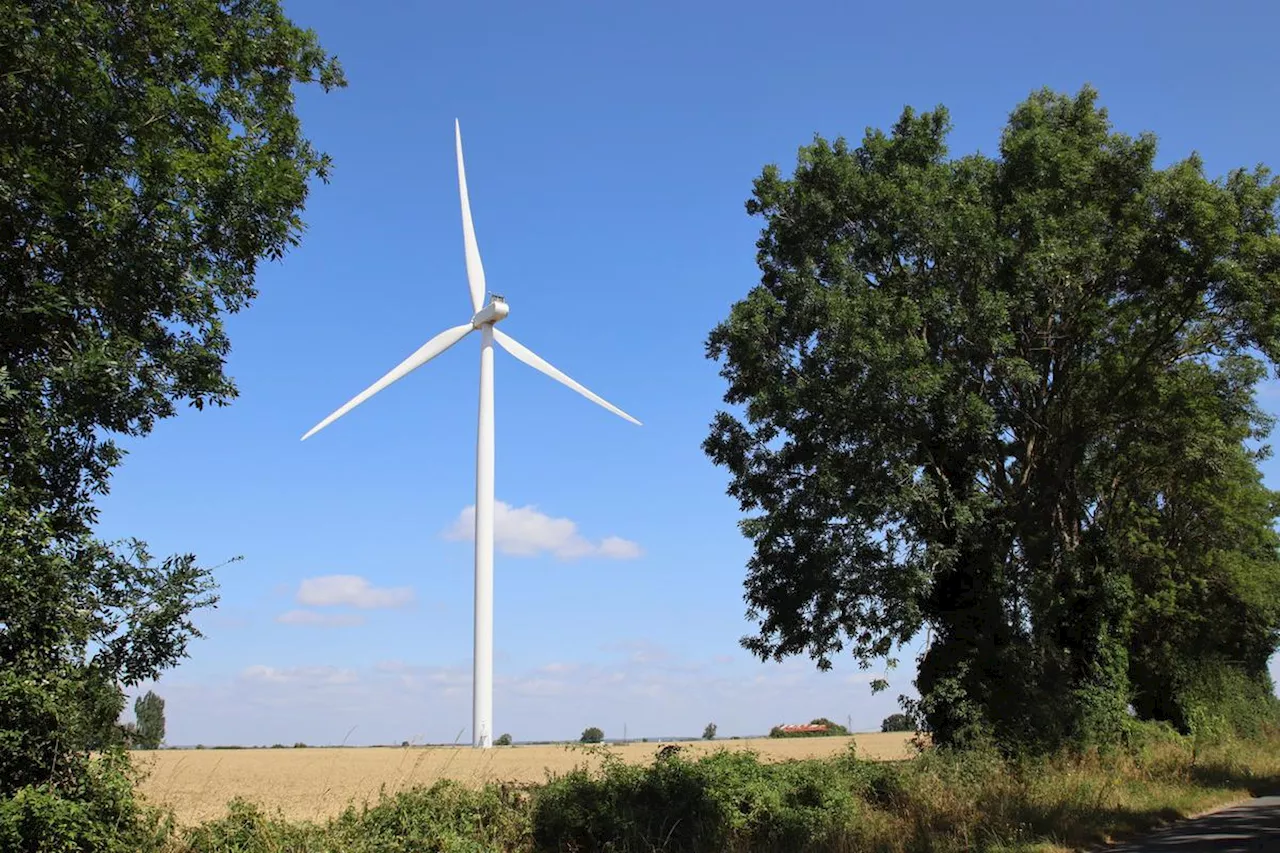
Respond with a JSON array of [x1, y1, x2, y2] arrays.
[[302, 121, 640, 748]]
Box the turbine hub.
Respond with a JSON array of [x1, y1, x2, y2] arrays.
[[471, 298, 510, 329]]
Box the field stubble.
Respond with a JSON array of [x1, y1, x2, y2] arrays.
[[136, 733, 916, 824]]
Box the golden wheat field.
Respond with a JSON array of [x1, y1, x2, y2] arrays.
[[135, 733, 917, 824]]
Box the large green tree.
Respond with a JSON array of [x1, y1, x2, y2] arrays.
[[705, 87, 1280, 750], [0, 0, 343, 844]]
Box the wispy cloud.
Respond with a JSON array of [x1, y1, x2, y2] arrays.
[[295, 575, 414, 609], [539, 662, 578, 674], [602, 639, 673, 665], [598, 536, 643, 559], [275, 610, 365, 628], [443, 502, 642, 560], [240, 665, 358, 686]]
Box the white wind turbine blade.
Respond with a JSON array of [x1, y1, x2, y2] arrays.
[[456, 120, 485, 314], [301, 323, 474, 440], [493, 328, 641, 426]]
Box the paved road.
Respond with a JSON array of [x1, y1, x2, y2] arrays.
[[1106, 796, 1280, 852]]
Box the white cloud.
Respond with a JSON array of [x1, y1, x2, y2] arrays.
[[240, 665, 359, 686], [296, 575, 414, 609], [602, 639, 672, 665], [276, 610, 365, 628], [539, 662, 578, 674], [443, 502, 642, 560], [598, 536, 643, 559]]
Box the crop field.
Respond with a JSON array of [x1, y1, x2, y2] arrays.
[[135, 733, 917, 824]]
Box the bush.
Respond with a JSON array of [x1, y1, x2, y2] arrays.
[[0, 752, 165, 853], [1178, 664, 1280, 741], [579, 727, 604, 744], [495, 733, 513, 746], [532, 749, 875, 851]]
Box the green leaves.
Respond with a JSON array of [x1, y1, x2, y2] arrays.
[[1, 0, 346, 529], [0, 0, 341, 821], [707, 86, 1280, 750], [133, 691, 164, 750]]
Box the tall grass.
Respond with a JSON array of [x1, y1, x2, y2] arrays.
[[152, 724, 1280, 853]]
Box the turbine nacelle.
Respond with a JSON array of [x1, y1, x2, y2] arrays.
[[471, 299, 510, 329]]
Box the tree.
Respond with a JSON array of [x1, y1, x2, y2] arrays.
[[702, 722, 717, 740], [1113, 387, 1280, 737], [705, 86, 1280, 751], [0, 0, 343, 844], [580, 726, 604, 744], [133, 691, 165, 749], [495, 733, 513, 746], [881, 713, 913, 733]]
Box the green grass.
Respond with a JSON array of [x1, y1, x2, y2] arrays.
[[147, 725, 1280, 852]]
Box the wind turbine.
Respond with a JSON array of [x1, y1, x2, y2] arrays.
[[301, 121, 640, 748]]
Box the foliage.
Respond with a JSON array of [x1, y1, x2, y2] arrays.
[[882, 713, 914, 733], [496, 733, 514, 746], [133, 691, 165, 750], [0, 0, 343, 848], [704, 85, 1280, 751], [531, 748, 875, 852], [579, 727, 604, 744], [0, 751, 169, 853], [178, 781, 531, 853], [703, 722, 718, 740]]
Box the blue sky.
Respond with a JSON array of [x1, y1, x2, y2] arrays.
[[97, 0, 1280, 746]]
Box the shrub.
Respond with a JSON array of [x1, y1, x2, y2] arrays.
[[0, 752, 165, 853], [495, 733, 513, 746], [579, 727, 604, 744], [532, 748, 874, 851]]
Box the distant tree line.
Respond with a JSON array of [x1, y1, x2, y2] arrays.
[[769, 718, 851, 738]]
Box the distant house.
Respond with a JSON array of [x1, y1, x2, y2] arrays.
[[775, 723, 829, 734]]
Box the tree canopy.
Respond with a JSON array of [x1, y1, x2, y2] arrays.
[[0, 0, 343, 843], [881, 713, 913, 733], [133, 691, 165, 750], [706, 86, 1280, 750]]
